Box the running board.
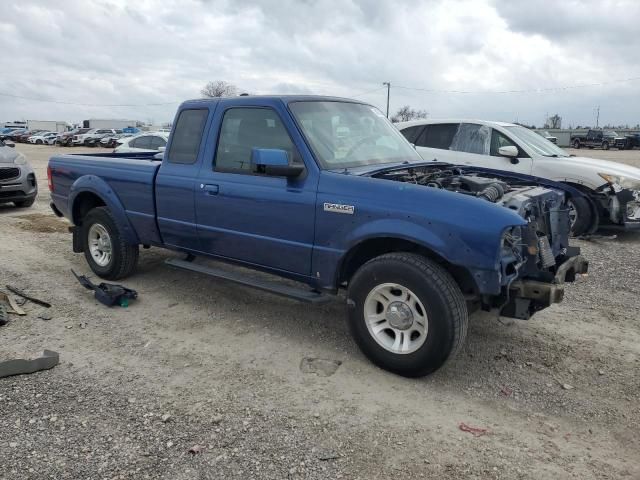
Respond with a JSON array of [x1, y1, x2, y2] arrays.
[[165, 258, 332, 304]]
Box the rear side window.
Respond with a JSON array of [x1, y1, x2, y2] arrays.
[[449, 123, 490, 155], [131, 136, 152, 149], [399, 125, 424, 144], [214, 107, 298, 173], [168, 109, 208, 164], [415, 124, 458, 150]]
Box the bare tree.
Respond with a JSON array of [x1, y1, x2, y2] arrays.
[[201, 80, 238, 98], [391, 105, 428, 123], [545, 114, 562, 129]]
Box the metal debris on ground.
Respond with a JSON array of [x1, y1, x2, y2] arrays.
[[0, 303, 8, 327], [5, 285, 52, 308], [71, 270, 138, 307], [0, 292, 26, 316], [459, 422, 489, 437], [0, 350, 59, 378]]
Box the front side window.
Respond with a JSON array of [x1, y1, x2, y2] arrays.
[[450, 123, 491, 155], [415, 123, 458, 150], [490, 129, 518, 156], [289, 101, 421, 169], [215, 108, 298, 173]]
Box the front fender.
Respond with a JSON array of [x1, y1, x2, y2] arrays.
[[341, 217, 501, 270], [69, 175, 140, 244]]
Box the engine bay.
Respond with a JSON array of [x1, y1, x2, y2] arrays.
[[371, 164, 574, 275]]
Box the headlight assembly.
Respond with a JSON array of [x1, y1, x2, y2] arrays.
[[598, 173, 640, 191]]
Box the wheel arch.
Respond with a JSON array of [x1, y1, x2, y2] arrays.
[[69, 176, 140, 244], [337, 236, 479, 297]]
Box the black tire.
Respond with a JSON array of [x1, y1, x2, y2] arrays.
[[346, 252, 468, 377], [572, 139, 581, 149], [14, 197, 36, 208], [602, 141, 609, 150], [36, 139, 43, 145], [567, 196, 593, 236], [82, 206, 139, 280]]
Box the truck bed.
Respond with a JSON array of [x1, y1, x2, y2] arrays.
[[49, 152, 162, 244]]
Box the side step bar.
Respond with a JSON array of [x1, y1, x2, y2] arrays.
[[165, 258, 332, 304]]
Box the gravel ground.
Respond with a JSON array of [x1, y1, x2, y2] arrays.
[[1, 144, 639, 479]]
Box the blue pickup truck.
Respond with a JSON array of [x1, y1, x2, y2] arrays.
[[48, 96, 588, 377]]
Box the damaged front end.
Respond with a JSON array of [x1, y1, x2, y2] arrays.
[[370, 164, 588, 320], [595, 174, 640, 228]]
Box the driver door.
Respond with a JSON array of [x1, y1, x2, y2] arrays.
[[195, 104, 318, 276]]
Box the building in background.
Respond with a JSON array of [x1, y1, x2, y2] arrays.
[[3, 120, 70, 132]]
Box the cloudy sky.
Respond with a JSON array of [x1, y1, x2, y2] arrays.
[[1, 0, 639, 127]]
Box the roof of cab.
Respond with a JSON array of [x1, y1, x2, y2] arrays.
[[179, 95, 370, 109]]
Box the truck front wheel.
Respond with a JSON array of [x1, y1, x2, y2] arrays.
[[82, 207, 139, 280], [573, 139, 581, 149], [346, 253, 468, 377]]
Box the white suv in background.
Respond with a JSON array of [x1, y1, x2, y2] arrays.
[[113, 132, 169, 153], [396, 119, 640, 234]]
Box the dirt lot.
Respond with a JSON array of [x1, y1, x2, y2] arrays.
[[1, 144, 639, 479]]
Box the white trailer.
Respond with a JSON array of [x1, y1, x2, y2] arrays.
[[82, 119, 137, 130], [27, 120, 70, 132]]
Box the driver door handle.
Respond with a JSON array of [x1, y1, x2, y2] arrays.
[[201, 184, 219, 195]]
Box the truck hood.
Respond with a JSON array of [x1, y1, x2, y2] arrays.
[[558, 156, 640, 182], [0, 146, 19, 163]]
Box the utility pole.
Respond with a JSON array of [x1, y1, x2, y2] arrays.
[[383, 82, 390, 118], [595, 106, 600, 128]]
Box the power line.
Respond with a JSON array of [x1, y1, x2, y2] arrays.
[[348, 86, 387, 98], [393, 76, 640, 95], [0, 91, 178, 107]]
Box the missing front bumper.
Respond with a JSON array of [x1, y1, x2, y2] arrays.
[[500, 255, 589, 320]]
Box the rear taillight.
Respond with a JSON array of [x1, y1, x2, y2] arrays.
[[47, 166, 53, 192]]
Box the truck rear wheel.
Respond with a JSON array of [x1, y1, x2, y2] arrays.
[[82, 207, 139, 280], [346, 253, 468, 377]]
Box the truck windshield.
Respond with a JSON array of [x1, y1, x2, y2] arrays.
[[506, 126, 570, 157], [289, 101, 422, 169]]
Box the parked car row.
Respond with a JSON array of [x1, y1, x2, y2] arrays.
[[0, 126, 169, 154]]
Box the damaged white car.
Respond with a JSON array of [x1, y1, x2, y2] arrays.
[[396, 119, 640, 234]]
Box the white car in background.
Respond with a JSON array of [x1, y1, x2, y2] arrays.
[[113, 132, 169, 153], [396, 119, 640, 234], [28, 132, 58, 145]]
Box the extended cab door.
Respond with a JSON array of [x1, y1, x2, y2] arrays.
[[155, 108, 211, 250], [194, 100, 318, 276]]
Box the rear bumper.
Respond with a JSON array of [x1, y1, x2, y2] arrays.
[[500, 255, 589, 320]]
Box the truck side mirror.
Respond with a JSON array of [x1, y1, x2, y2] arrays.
[[251, 148, 304, 178]]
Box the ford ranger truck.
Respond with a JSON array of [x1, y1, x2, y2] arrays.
[[48, 96, 588, 377]]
